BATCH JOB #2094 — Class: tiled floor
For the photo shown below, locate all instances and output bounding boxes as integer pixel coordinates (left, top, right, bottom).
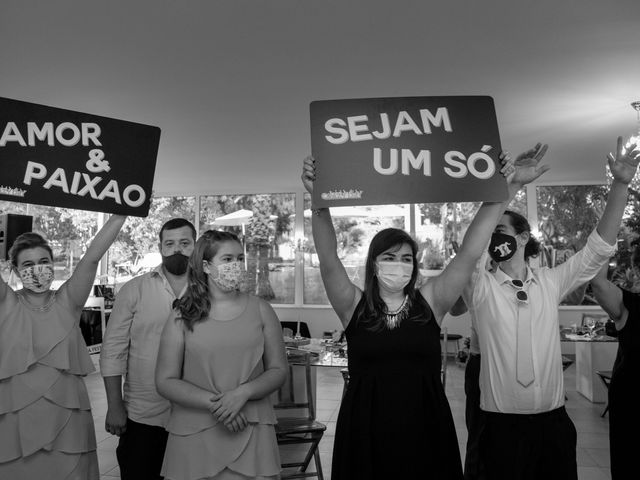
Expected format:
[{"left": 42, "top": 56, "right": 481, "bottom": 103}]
[{"left": 86, "top": 359, "right": 613, "bottom": 480}]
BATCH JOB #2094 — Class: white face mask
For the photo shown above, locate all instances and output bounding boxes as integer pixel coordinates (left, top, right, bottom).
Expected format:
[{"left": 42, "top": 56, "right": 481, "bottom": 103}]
[
  {"left": 18, "top": 264, "right": 55, "bottom": 293},
  {"left": 375, "top": 261, "right": 413, "bottom": 292},
  {"left": 210, "top": 261, "right": 247, "bottom": 292}
]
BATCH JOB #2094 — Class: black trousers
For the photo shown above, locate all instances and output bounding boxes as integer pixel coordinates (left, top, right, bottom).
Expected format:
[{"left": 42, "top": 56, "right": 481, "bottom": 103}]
[
  {"left": 480, "top": 406, "right": 577, "bottom": 480},
  {"left": 464, "top": 353, "right": 486, "bottom": 480},
  {"left": 116, "top": 418, "right": 169, "bottom": 480}
]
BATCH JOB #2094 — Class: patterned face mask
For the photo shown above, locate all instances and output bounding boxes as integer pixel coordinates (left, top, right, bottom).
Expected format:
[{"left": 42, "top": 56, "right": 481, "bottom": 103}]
[
  {"left": 18, "top": 264, "right": 55, "bottom": 293},
  {"left": 211, "top": 261, "right": 247, "bottom": 292}
]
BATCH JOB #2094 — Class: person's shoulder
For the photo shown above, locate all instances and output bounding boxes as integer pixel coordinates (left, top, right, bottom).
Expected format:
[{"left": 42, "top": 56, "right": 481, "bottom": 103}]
[
  {"left": 254, "top": 294, "right": 273, "bottom": 311},
  {"left": 121, "top": 270, "right": 158, "bottom": 291}
]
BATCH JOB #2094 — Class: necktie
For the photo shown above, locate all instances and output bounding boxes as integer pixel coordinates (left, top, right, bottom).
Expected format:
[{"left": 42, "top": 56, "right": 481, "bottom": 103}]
[{"left": 516, "top": 300, "right": 535, "bottom": 387}]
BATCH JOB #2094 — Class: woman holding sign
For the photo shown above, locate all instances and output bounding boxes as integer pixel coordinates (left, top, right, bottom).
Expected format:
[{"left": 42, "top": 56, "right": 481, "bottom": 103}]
[
  {"left": 0, "top": 214, "right": 126, "bottom": 480},
  {"left": 301, "top": 145, "right": 549, "bottom": 480}
]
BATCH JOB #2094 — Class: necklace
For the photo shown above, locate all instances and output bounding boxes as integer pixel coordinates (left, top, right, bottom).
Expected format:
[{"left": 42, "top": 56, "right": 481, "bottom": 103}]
[
  {"left": 16, "top": 290, "right": 56, "bottom": 312},
  {"left": 383, "top": 294, "right": 410, "bottom": 330}
]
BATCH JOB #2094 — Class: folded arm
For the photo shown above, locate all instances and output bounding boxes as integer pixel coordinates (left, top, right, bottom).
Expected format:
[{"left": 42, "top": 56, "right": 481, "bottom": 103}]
[{"left": 155, "top": 316, "right": 216, "bottom": 410}]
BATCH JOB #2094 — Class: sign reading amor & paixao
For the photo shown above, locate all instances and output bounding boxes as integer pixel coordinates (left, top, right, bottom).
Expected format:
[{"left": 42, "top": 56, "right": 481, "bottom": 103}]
[
  {"left": 0, "top": 97, "right": 161, "bottom": 217},
  {"left": 309, "top": 96, "right": 507, "bottom": 208}
]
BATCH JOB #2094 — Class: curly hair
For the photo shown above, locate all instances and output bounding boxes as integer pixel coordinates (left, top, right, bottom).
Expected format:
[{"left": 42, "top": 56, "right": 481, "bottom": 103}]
[
  {"left": 173, "top": 230, "right": 241, "bottom": 331},
  {"left": 503, "top": 210, "right": 541, "bottom": 260}
]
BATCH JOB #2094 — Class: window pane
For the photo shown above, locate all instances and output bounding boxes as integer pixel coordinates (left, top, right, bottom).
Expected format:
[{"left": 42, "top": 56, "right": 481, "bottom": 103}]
[
  {"left": 536, "top": 185, "right": 607, "bottom": 305},
  {"left": 200, "top": 194, "right": 295, "bottom": 304},
  {"left": 415, "top": 202, "right": 479, "bottom": 272},
  {"left": 108, "top": 196, "right": 196, "bottom": 289},
  {"left": 303, "top": 194, "right": 408, "bottom": 305},
  {"left": 0, "top": 201, "right": 99, "bottom": 288}
]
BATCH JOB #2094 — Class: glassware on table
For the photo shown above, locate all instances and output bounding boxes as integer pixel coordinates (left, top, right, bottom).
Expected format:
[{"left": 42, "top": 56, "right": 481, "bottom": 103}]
[{"left": 584, "top": 316, "right": 596, "bottom": 338}]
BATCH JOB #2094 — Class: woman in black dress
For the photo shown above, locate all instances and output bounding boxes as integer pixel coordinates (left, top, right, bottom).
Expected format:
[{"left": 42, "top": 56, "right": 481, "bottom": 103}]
[
  {"left": 301, "top": 144, "right": 549, "bottom": 479},
  {"left": 590, "top": 261, "right": 640, "bottom": 480}
]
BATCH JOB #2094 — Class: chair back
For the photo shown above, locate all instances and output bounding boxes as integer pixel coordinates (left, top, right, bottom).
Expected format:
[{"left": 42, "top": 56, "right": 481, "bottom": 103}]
[{"left": 274, "top": 350, "right": 316, "bottom": 421}]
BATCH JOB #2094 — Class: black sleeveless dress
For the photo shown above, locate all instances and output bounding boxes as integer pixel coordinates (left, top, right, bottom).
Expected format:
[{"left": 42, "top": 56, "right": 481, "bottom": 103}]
[
  {"left": 331, "top": 293, "right": 463, "bottom": 479},
  {"left": 609, "top": 289, "right": 640, "bottom": 479}
]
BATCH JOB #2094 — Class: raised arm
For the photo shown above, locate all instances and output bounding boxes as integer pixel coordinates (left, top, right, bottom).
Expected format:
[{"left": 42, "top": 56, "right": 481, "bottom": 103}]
[
  {"left": 422, "top": 144, "right": 550, "bottom": 322},
  {"left": 302, "top": 156, "right": 359, "bottom": 325},
  {"left": 591, "top": 262, "right": 626, "bottom": 324},
  {"left": 64, "top": 214, "right": 127, "bottom": 308},
  {"left": 596, "top": 137, "right": 640, "bottom": 244}
]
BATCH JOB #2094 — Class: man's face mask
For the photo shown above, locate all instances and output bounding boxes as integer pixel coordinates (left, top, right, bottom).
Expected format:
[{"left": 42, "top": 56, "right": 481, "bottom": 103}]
[
  {"left": 488, "top": 232, "right": 518, "bottom": 263},
  {"left": 18, "top": 264, "right": 55, "bottom": 293},
  {"left": 162, "top": 252, "right": 190, "bottom": 275}
]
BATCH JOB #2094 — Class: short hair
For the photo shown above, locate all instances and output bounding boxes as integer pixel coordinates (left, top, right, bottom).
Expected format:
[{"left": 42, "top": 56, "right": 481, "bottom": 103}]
[
  {"left": 159, "top": 218, "right": 196, "bottom": 243},
  {"left": 9, "top": 232, "right": 54, "bottom": 267},
  {"left": 503, "top": 210, "right": 541, "bottom": 260}
]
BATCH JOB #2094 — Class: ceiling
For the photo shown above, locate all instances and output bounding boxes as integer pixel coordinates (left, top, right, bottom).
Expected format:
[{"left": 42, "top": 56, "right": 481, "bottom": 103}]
[{"left": 1, "top": 0, "right": 639, "bottom": 195}]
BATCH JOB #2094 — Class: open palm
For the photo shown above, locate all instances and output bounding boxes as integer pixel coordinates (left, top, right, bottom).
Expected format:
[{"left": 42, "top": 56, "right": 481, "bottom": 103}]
[
  {"left": 509, "top": 143, "right": 550, "bottom": 186},
  {"left": 608, "top": 136, "right": 640, "bottom": 184}
]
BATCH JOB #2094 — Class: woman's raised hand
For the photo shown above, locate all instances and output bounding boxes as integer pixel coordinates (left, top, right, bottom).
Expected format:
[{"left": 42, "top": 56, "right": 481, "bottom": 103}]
[
  {"left": 301, "top": 155, "right": 316, "bottom": 194},
  {"left": 608, "top": 137, "right": 640, "bottom": 185}
]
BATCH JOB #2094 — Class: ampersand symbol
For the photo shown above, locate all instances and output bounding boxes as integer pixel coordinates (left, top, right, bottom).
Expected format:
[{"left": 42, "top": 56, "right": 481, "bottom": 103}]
[{"left": 86, "top": 149, "right": 111, "bottom": 173}]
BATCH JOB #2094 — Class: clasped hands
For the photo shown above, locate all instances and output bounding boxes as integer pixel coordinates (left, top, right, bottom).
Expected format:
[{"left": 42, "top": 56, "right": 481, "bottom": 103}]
[{"left": 208, "top": 385, "right": 250, "bottom": 433}]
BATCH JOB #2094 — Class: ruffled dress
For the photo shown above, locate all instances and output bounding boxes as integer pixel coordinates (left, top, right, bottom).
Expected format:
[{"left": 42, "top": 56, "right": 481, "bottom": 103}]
[
  {"left": 0, "top": 287, "right": 99, "bottom": 480},
  {"left": 161, "top": 295, "right": 281, "bottom": 480}
]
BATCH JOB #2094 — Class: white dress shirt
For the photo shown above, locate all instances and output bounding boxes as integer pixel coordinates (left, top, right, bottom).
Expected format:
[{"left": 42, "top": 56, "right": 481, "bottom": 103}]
[
  {"left": 463, "top": 230, "right": 615, "bottom": 414},
  {"left": 100, "top": 266, "right": 185, "bottom": 427}
]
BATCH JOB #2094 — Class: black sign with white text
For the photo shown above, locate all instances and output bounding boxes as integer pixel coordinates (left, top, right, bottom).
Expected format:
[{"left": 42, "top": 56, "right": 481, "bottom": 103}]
[
  {"left": 310, "top": 96, "right": 507, "bottom": 207},
  {"left": 0, "top": 97, "right": 160, "bottom": 216}
]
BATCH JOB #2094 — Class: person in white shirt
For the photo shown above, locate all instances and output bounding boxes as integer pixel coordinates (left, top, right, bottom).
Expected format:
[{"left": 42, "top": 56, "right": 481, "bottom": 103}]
[
  {"left": 463, "top": 137, "right": 640, "bottom": 480},
  {"left": 100, "top": 218, "right": 196, "bottom": 480}
]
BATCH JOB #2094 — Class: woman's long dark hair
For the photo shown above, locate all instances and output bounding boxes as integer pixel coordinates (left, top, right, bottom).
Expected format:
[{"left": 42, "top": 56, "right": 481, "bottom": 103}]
[
  {"left": 356, "top": 228, "right": 430, "bottom": 331},
  {"left": 503, "top": 210, "right": 541, "bottom": 260},
  {"left": 173, "top": 230, "right": 242, "bottom": 331}
]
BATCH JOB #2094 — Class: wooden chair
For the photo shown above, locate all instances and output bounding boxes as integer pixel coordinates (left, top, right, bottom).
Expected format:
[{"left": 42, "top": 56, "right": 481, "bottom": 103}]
[
  {"left": 440, "top": 331, "right": 463, "bottom": 359},
  {"left": 595, "top": 370, "right": 612, "bottom": 417},
  {"left": 274, "top": 351, "right": 327, "bottom": 479}
]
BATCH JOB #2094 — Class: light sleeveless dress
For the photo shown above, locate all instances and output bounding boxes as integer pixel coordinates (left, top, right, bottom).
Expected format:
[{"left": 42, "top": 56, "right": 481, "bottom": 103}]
[
  {"left": 161, "top": 295, "right": 281, "bottom": 480},
  {"left": 0, "top": 287, "right": 99, "bottom": 480}
]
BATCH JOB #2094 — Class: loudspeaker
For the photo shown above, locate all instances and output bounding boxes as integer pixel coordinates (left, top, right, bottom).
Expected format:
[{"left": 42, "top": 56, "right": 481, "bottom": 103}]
[{"left": 0, "top": 213, "right": 34, "bottom": 260}]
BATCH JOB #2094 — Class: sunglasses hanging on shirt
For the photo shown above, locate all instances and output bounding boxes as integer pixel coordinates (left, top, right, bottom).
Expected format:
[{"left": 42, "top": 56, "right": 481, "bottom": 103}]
[{"left": 509, "top": 279, "right": 529, "bottom": 304}]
